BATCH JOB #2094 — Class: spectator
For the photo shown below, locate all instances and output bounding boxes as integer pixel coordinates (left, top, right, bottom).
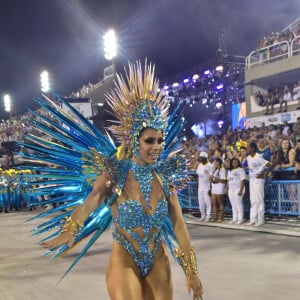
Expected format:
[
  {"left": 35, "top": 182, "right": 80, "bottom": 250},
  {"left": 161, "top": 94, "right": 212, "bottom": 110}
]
[
  {"left": 196, "top": 152, "right": 213, "bottom": 222},
  {"left": 278, "top": 85, "right": 292, "bottom": 113},
  {"left": 294, "top": 138, "right": 300, "bottom": 176},
  {"left": 273, "top": 139, "right": 295, "bottom": 177},
  {"left": 268, "top": 124, "right": 277, "bottom": 140},
  {"left": 264, "top": 92, "right": 274, "bottom": 115},
  {"left": 209, "top": 158, "right": 226, "bottom": 223},
  {"left": 255, "top": 90, "right": 266, "bottom": 106},
  {"left": 273, "top": 139, "right": 297, "bottom": 212},
  {"left": 282, "top": 121, "right": 290, "bottom": 137},
  {"left": 256, "top": 134, "right": 276, "bottom": 161},
  {"left": 246, "top": 142, "right": 273, "bottom": 226},
  {"left": 235, "top": 131, "right": 248, "bottom": 151},
  {"left": 227, "top": 158, "right": 246, "bottom": 224},
  {"left": 292, "top": 82, "right": 300, "bottom": 109},
  {"left": 239, "top": 146, "right": 248, "bottom": 169}
]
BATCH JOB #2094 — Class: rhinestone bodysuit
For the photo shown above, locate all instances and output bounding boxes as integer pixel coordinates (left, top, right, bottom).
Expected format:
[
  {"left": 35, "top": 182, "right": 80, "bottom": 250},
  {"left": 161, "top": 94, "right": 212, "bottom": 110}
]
[{"left": 112, "top": 199, "right": 168, "bottom": 277}]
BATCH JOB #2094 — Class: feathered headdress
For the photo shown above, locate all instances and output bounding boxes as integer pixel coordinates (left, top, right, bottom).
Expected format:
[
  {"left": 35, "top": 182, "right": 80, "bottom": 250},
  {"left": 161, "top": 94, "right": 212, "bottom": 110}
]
[{"left": 106, "top": 61, "right": 169, "bottom": 156}]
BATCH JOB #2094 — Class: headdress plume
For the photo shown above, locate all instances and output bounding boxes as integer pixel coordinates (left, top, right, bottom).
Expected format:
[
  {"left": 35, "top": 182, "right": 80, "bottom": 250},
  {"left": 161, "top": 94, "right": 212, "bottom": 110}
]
[{"left": 106, "top": 61, "right": 169, "bottom": 156}]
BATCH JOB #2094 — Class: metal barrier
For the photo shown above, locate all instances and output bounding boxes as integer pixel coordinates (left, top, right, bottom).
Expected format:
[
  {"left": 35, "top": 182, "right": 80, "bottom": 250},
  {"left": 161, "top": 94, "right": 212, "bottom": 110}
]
[
  {"left": 265, "top": 179, "right": 300, "bottom": 216},
  {"left": 185, "top": 171, "right": 300, "bottom": 217},
  {"left": 246, "top": 35, "right": 300, "bottom": 69}
]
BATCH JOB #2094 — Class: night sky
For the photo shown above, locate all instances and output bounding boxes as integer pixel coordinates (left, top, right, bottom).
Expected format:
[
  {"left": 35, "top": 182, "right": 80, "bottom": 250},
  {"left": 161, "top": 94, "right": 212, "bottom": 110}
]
[{"left": 0, "top": 0, "right": 300, "bottom": 119}]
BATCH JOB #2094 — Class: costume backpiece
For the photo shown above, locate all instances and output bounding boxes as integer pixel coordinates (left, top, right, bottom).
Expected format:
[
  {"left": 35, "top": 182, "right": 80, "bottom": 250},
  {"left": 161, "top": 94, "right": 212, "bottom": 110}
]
[{"left": 19, "top": 61, "right": 190, "bottom": 279}]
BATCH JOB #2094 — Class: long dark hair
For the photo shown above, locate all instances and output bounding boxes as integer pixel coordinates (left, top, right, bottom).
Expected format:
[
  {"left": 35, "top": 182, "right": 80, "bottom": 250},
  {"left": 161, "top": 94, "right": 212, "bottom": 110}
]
[
  {"left": 229, "top": 157, "right": 241, "bottom": 170},
  {"left": 275, "top": 139, "right": 292, "bottom": 164}
]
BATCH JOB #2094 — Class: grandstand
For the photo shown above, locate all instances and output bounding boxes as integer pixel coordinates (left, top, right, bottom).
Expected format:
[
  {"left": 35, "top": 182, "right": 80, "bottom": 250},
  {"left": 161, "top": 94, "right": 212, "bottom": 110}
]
[{"left": 245, "top": 17, "right": 300, "bottom": 128}]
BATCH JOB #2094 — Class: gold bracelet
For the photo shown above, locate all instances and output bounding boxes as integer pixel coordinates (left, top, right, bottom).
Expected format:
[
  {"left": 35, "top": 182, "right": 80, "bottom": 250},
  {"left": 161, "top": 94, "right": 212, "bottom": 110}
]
[
  {"left": 61, "top": 217, "right": 84, "bottom": 235},
  {"left": 174, "top": 247, "right": 198, "bottom": 276}
]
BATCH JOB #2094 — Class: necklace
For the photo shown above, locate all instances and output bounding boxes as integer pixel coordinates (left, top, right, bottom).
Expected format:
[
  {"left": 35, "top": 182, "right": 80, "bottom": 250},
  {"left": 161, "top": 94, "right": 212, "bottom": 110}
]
[{"left": 131, "top": 161, "right": 154, "bottom": 209}]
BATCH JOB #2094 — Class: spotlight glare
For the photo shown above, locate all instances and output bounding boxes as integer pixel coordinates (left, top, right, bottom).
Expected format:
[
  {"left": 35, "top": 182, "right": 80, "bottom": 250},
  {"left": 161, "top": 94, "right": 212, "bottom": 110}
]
[
  {"left": 217, "top": 120, "right": 224, "bottom": 128},
  {"left": 103, "top": 29, "right": 117, "bottom": 60},
  {"left": 216, "top": 83, "right": 224, "bottom": 90},
  {"left": 3, "top": 94, "right": 11, "bottom": 112},
  {"left": 216, "top": 65, "right": 223, "bottom": 72},
  {"left": 216, "top": 102, "right": 223, "bottom": 109},
  {"left": 40, "top": 70, "right": 50, "bottom": 92},
  {"left": 192, "top": 74, "right": 199, "bottom": 81}
]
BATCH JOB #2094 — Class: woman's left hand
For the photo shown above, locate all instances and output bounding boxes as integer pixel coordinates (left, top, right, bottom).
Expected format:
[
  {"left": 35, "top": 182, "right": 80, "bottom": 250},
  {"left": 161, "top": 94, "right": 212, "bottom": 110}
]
[{"left": 186, "top": 274, "right": 203, "bottom": 300}]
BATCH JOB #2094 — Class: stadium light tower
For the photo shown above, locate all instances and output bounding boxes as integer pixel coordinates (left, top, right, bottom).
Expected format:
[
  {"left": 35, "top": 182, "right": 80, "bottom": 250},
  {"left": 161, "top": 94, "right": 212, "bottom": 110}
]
[
  {"left": 103, "top": 29, "right": 117, "bottom": 60},
  {"left": 40, "top": 70, "right": 50, "bottom": 93},
  {"left": 3, "top": 94, "right": 11, "bottom": 113},
  {"left": 3, "top": 94, "right": 12, "bottom": 122}
]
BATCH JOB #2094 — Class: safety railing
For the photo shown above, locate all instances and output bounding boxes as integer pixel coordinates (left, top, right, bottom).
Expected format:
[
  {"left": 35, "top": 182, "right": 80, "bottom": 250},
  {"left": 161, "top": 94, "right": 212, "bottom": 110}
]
[
  {"left": 185, "top": 170, "right": 300, "bottom": 217},
  {"left": 246, "top": 36, "right": 300, "bottom": 69},
  {"left": 291, "top": 36, "right": 300, "bottom": 56}
]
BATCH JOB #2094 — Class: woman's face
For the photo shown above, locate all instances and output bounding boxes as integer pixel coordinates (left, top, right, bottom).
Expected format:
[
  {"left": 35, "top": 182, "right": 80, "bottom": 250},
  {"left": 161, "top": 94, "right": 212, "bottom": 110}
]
[
  {"left": 240, "top": 148, "right": 247, "bottom": 157},
  {"left": 136, "top": 128, "right": 164, "bottom": 165},
  {"left": 281, "top": 139, "right": 290, "bottom": 150},
  {"left": 232, "top": 159, "right": 239, "bottom": 169}
]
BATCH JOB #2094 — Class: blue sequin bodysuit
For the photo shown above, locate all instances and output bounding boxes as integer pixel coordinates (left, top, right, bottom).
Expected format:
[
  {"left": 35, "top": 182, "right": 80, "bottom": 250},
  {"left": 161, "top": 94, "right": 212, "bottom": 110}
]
[{"left": 112, "top": 199, "right": 168, "bottom": 277}]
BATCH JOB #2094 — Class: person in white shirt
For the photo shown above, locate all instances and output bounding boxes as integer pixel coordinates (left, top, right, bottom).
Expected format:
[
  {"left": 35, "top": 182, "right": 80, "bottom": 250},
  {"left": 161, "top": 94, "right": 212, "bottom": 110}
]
[
  {"left": 210, "top": 158, "right": 226, "bottom": 222},
  {"left": 227, "top": 158, "right": 246, "bottom": 224},
  {"left": 196, "top": 151, "right": 213, "bottom": 221},
  {"left": 246, "top": 142, "right": 273, "bottom": 226},
  {"left": 268, "top": 124, "right": 277, "bottom": 140},
  {"left": 278, "top": 85, "right": 292, "bottom": 113},
  {"left": 282, "top": 121, "right": 290, "bottom": 137}
]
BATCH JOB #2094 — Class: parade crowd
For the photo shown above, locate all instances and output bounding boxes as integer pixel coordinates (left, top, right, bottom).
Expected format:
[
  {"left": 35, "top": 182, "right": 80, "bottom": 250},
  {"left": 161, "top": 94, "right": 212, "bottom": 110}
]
[
  {"left": 1, "top": 116, "right": 300, "bottom": 226},
  {"left": 184, "top": 118, "right": 300, "bottom": 226}
]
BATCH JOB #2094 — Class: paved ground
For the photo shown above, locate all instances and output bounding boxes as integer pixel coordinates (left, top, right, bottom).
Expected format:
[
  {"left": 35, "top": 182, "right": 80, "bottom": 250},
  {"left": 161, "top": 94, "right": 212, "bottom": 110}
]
[
  {"left": 1, "top": 210, "right": 300, "bottom": 300},
  {"left": 186, "top": 214, "right": 300, "bottom": 238}
]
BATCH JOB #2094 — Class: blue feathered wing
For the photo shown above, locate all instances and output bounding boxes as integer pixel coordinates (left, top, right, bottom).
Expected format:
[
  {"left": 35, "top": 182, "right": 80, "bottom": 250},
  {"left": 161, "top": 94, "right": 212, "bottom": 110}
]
[{"left": 19, "top": 94, "right": 189, "bottom": 278}]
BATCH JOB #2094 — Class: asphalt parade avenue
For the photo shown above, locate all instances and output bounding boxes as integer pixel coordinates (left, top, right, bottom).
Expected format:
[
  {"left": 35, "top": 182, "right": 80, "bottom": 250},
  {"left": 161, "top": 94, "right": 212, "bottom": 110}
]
[{"left": 1, "top": 210, "right": 300, "bottom": 300}]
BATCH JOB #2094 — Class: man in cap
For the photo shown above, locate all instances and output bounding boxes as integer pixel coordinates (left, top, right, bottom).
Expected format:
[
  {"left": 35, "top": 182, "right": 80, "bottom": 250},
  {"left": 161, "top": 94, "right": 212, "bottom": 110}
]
[{"left": 196, "top": 151, "right": 213, "bottom": 221}]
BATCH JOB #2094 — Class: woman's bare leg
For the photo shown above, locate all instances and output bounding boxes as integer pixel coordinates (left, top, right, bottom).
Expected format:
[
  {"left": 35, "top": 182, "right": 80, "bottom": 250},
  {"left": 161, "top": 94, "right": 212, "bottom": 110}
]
[
  {"left": 106, "top": 243, "right": 143, "bottom": 300},
  {"left": 143, "top": 248, "right": 173, "bottom": 300}
]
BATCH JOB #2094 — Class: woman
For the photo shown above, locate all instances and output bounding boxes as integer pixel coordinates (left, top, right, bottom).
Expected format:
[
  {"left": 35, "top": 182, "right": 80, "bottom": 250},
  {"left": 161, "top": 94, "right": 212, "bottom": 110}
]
[
  {"left": 273, "top": 139, "right": 295, "bottom": 175},
  {"left": 239, "top": 146, "right": 248, "bottom": 169},
  {"left": 209, "top": 158, "right": 226, "bottom": 222},
  {"left": 38, "top": 62, "right": 203, "bottom": 300},
  {"left": 272, "top": 139, "right": 296, "bottom": 212},
  {"left": 227, "top": 158, "right": 246, "bottom": 224}
]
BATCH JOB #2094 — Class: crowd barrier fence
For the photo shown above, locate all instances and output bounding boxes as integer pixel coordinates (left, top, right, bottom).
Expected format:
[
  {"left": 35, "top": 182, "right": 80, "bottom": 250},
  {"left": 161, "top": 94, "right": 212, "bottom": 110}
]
[{"left": 184, "top": 170, "right": 300, "bottom": 218}]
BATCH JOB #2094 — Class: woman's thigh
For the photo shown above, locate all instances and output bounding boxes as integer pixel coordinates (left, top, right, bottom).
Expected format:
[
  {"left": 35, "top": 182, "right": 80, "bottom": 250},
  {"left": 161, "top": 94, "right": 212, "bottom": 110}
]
[
  {"left": 143, "top": 249, "right": 173, "bottom": 300},
  {"left": 106, "top": 243, "right": 143, "bottom": 300}
]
